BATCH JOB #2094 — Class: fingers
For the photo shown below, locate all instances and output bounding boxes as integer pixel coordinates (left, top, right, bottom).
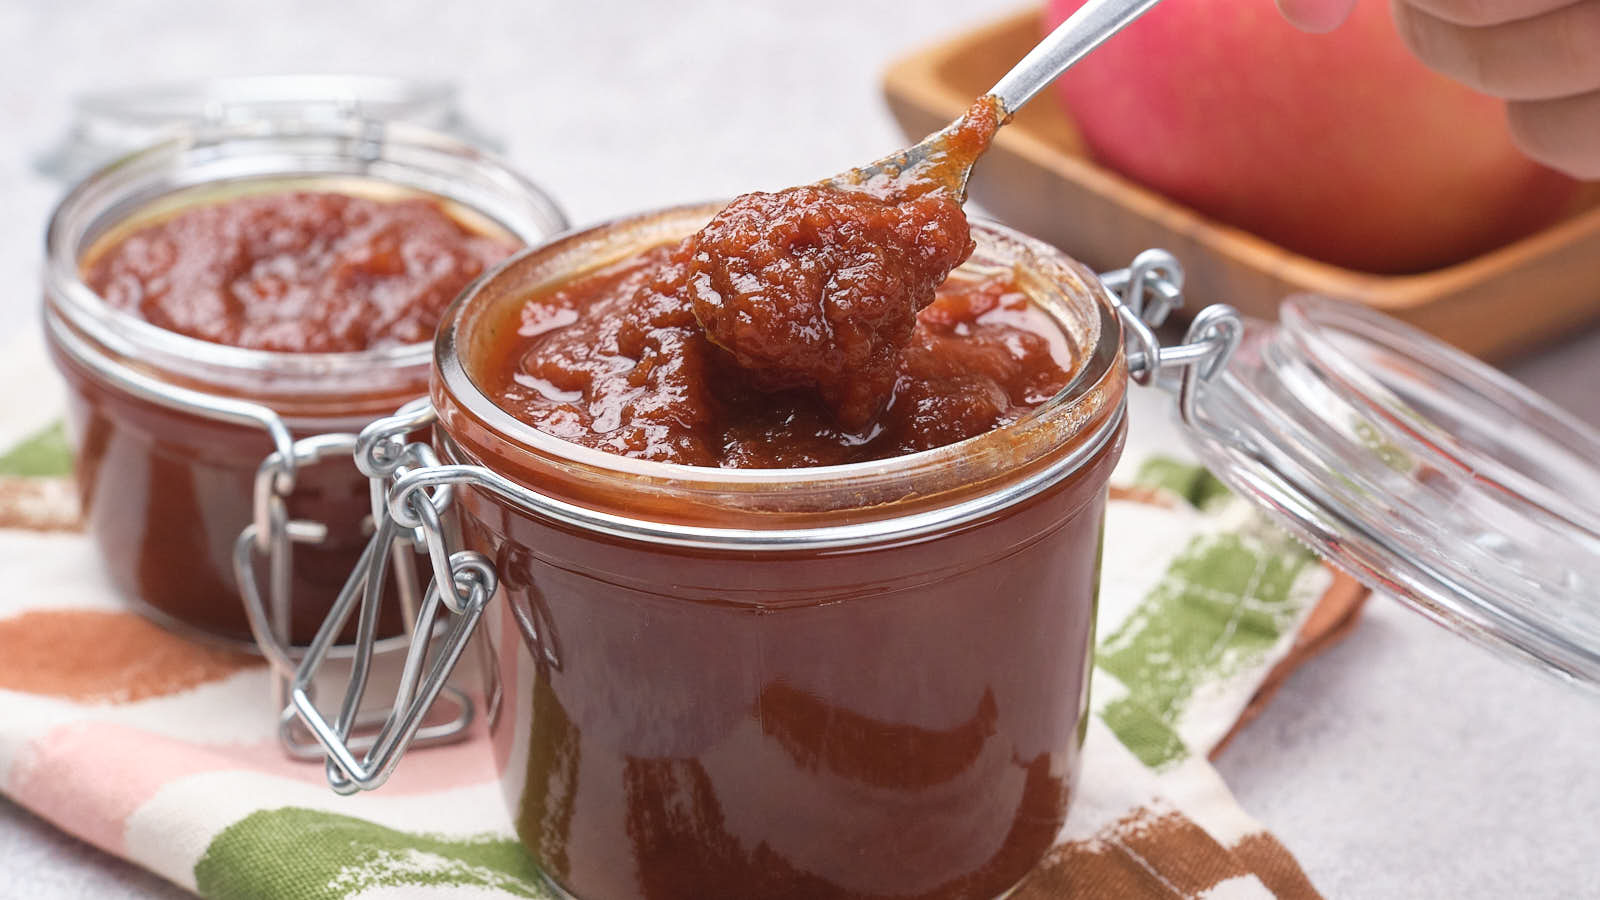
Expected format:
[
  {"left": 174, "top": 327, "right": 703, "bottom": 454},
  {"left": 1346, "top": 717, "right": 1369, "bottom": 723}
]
[
  {"left": 1393, "top": 0, "right": 1600, "bottom": 177},
  {"left": 1392, "top": 1, "right": 1600, "bottom": 100},
  {"left": 1508, "top": 90, "right": 1600, "bottom": 177},
  {"left": 1277, "top": 0, "right": 1360, "bottom": 31},
  {"left": 1400, "top": 0, "right": 1576, "bottom": 26}
]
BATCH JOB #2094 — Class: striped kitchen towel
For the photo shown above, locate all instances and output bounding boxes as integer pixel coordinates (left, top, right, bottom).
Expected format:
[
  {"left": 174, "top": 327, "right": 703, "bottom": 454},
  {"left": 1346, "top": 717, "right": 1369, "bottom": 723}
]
[{"left": 0, "top": 335, "right": 1363, "bottom": 899}]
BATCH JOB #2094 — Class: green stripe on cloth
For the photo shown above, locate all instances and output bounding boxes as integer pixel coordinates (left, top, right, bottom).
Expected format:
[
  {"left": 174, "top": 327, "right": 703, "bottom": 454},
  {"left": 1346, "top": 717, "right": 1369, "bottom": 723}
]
[
  {"left": 195, "top": 808, "right": 552, "bottom": 899},
  {"left": 1132, "top": 456, "right": 1232, "bottom": 511},
  {"left": 1099, "top": 697, "right": 1187, "bottom": 770},
  {"left": 0, "top": 421, "right": 72, "bottom": 477},
  {"left": 1099, "top": 459, "right": 1317, "bottom": 769}
]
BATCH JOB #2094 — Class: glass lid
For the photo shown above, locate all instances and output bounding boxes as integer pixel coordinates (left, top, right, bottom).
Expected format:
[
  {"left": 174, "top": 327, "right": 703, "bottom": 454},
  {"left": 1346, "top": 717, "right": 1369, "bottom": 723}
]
[
  {"left": 1181, "top": 295, "right": 1600, "bottom": 689},
  {"left": 35, "top": 75, "right": 498, "bottom": 183}
]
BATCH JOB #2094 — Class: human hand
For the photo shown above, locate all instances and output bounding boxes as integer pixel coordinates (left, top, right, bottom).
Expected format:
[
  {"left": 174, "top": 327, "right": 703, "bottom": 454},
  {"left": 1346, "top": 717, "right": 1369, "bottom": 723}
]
[{"left": 1277, "top": 0, "right": 1600, "bottom": 178}]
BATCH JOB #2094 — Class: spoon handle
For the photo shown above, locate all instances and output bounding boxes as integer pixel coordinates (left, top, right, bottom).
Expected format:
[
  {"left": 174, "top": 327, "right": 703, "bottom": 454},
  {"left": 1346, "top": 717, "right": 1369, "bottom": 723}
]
[{"left": 988, "top": 0, "right": 1164, "bottom": 114}]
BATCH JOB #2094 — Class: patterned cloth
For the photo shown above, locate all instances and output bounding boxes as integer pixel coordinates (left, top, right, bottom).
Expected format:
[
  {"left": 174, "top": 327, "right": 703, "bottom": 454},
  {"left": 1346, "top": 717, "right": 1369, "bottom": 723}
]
[{"left": 0, "top": 334, "right": 1359, "bottom": 899}]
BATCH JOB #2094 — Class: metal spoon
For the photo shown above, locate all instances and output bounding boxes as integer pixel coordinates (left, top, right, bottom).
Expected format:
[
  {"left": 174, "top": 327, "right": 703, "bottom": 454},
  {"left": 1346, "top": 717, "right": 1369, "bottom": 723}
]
[{"left": 826, "top": 0, "right": 1163, "bottom": 199}]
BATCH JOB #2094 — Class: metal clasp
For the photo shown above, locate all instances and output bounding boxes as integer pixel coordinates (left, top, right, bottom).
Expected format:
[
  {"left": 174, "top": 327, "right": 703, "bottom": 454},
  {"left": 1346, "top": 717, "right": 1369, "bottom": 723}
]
[
  {"left": 259, "top": 403, "right": 501, "bottom": 792},
  {"left": 1098, "top": 249, "right": 1243, "bottom": 424},
  {"left": 234, "top": 399, "right": 482, "bottom": 762}
]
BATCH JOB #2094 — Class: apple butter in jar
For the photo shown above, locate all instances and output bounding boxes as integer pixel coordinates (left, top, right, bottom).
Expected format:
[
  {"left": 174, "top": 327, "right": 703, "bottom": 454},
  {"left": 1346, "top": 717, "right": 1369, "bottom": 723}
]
[
  {"left": 42, "top": 121, "right": 566, "bottom": 646},
  {"left": 425, "top": 196, "right": 1128, "bottom": 899}
]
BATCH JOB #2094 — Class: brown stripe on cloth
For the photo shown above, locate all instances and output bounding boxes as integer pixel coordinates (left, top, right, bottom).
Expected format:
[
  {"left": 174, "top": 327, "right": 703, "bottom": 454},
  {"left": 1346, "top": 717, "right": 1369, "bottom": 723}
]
[
  {"left": 1232, "top": 832, "right": 1326, "bottom": 899},
  {"left": 1013, "top": 807, "right": 1323, "bottom": 899},
  {"left": 0, "top": 610, "right": 258, "bottom": 703}
]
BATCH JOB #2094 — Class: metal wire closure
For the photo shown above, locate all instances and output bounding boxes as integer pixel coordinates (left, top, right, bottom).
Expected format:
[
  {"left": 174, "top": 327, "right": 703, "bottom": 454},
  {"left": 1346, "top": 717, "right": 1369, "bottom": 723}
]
[
  {"left": 232, "top": 398, "right": 484, "bottom": 762},
  {"left": 1099, "top": 249, "right": 1242, "bottom": 419},
  {"left": 285, "top": 250, "right": 1243, "bottom": 792},
  {"left": 254, "top": 403, "right": 496, "bottom": 792}
]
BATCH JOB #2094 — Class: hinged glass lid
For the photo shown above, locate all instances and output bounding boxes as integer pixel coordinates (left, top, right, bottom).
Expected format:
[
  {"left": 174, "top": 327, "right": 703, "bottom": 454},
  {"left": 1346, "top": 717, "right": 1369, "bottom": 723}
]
[{"left": 1180, "top": 295, "right": 1600, "bottom": 689}]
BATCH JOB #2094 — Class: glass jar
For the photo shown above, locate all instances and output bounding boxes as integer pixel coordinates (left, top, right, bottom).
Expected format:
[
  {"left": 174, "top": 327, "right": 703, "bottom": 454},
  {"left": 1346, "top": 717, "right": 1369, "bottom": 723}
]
[
  {"left": 435, "top": 205, "right": 1124, "bottom": 899},
  {"left": 42, "top": 120, "right": 568, "bottom": 649}
]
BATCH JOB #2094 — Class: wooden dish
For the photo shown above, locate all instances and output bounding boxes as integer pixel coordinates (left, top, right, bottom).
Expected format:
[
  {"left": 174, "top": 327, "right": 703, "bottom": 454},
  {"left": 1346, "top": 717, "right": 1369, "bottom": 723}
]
[{"left": 883, "top": 8, "right": 1600, "bottom": 359}]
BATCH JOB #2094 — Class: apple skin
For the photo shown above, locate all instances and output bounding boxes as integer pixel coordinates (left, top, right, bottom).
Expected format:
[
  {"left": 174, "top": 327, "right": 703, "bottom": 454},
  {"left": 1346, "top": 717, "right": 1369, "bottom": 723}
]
[{"left": 1045, "top": 0, "right": 1579, "bottom": 274}]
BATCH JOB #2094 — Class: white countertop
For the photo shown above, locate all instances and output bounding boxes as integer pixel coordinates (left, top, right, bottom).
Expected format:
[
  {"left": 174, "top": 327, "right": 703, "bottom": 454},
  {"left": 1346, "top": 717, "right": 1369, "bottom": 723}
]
[{"left": 2, "top": 1, "right": 1598, "bottom": 896}]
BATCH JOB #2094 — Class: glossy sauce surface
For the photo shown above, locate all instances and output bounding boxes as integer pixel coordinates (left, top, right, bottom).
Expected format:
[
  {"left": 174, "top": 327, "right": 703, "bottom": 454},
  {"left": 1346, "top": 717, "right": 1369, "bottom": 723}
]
[
  {"left": 486, "top": 251, "right": 1074, "bottom": 468},
  {"left": 83, "top": 191, "right": 514, "bottom": 353}
]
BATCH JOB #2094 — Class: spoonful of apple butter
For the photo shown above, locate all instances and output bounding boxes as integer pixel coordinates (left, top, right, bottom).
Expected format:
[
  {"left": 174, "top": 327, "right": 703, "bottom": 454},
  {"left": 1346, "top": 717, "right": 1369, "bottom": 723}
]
[{"left": 684, "top": 1, "right": 1165, "bottom": 429}]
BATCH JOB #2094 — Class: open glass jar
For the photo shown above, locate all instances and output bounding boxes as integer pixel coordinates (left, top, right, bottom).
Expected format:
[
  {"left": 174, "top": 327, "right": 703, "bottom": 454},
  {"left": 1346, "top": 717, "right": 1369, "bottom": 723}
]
[
  {"left": 449, "top": 207, "right": 1123, "bottom": 899},
  {"left": 277, "top": 203, "right": 1600, "bottom": 900},
  {"left": 42, "top": 119, "right": 567, "bottom": 649},
  {"left": 276, "top": 206, "right": 1126, "bottom": 899}
]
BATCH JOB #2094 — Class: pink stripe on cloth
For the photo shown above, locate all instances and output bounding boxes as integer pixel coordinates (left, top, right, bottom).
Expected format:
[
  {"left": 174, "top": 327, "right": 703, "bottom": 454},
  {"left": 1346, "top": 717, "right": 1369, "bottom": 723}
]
[
  {"left": 7, "top": 714, "right": 501, "bottom": 857},
  {"left": 8, "top": 722, "right": 230, "bottom": 857}
]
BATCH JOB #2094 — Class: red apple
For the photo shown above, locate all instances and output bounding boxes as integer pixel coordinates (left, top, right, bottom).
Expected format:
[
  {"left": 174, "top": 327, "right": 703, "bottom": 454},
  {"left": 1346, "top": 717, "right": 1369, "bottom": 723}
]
[{"left": 1045, "top": 0, "right": 1579, "bottom": 273}]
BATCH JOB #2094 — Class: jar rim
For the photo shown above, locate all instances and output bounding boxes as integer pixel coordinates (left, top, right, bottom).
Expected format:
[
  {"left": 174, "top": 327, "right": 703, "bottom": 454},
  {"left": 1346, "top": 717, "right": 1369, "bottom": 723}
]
[
  {"left": 43, "top": 118, "right": 568, "bottom": 396},
  {"left": 431, "top": 202, "right": 1128, "bottom": 532}
]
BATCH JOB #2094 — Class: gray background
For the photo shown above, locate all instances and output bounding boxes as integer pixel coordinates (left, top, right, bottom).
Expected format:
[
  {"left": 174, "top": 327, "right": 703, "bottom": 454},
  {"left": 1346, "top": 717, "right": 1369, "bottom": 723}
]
[{"left": 3, "top": 0, "right": 1599, "bottom": 897}]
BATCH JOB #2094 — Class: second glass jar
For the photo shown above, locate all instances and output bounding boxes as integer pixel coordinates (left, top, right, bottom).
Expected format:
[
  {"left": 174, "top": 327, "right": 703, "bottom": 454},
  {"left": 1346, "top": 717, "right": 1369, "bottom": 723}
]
[{"left": 42, "top": 120, "right": 567, "bottom": 647}]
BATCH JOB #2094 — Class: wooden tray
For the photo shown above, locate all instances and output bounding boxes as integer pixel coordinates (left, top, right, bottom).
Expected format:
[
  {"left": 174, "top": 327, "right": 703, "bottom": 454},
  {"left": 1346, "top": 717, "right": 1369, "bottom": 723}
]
[{"left": 883, "top": 8, "right": 1600, "bottom": 359}]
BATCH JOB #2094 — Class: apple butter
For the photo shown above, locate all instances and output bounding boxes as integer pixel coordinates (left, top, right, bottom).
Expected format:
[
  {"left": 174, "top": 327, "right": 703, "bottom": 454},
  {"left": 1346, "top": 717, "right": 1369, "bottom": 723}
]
[
  {"left": 683, "top": 186, "right": 972, "bottom": 428},
  {"left": 84, "top": 191, "right": 513, "bottom": 353},
  {"left": 484, "top": 244, "right": 1073, "bottom": 468}
]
